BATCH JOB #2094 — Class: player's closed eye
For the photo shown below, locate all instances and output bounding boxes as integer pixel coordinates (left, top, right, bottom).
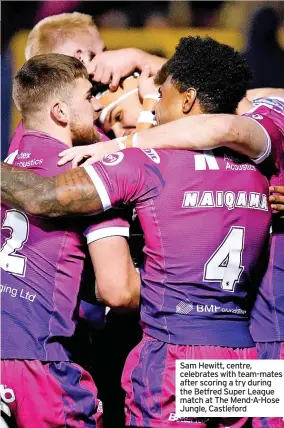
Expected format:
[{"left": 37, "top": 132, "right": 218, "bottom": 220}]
[{"left": 115, "top": 111, "right": 123, "bottom": 123}]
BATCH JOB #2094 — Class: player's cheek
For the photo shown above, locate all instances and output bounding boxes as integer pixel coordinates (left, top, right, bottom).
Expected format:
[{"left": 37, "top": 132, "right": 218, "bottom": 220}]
[
  {"left": 154, "top": 103, "right": 161, "bottom": 124},
  {"left": 112, "top": 122, "right": 124, "bottom": 138}
]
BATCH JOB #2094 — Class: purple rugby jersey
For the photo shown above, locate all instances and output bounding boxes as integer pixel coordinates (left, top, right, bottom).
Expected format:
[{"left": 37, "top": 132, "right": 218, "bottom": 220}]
[
  {"left": 244, "top": 98, "right": 284, "bottom": 342},
  {"left": 1, "top": 131, "right": 129, "bottom": 361},
  {"left": 6, "top": 120, "right": 109, "bottom": 160},
  {"left": 84, "top": 137, "right": 273, "bottom": 348}
]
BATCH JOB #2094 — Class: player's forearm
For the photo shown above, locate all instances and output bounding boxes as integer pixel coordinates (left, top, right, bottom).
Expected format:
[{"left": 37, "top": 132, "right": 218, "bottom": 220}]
[
  {"left": 96, "top": 270, "right": 140, "bottom": 310},
  {"left": 1, "top": 162, "right": 103, "bottom": 217},
  {"left": 134, "top": 114, "right": 266, "bottom": 159},
  {"left": 133, "top": 114, "right": 229, "bottom": 150},
  {"left": 127, "top": 263, "right": 141, "bottom": 309}
]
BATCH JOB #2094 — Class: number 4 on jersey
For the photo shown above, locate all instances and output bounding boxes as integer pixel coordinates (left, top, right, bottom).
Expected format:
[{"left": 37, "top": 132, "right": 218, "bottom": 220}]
[
  {"left": 203, "top": 226, "right": 245, "bottom": 292},
  {"left": 0, "top": 210, "right": 29, "bottom": 276}
]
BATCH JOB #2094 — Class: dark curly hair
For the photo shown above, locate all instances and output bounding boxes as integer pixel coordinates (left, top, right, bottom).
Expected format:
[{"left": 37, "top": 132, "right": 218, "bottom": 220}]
[
  {"left": 154, "top": 59, "right": 171, "bottom": 86},
  {"left": 168, "top": 36, "right": 252, "bottom": 114}
]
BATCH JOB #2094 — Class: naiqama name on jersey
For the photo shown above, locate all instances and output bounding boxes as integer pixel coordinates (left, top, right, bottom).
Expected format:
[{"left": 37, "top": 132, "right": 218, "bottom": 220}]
[{"left": 182, "top": 190, "right": 268, "bottom": 211}]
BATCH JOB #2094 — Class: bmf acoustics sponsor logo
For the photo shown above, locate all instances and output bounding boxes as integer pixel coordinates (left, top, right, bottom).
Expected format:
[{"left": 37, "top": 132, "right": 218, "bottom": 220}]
[
  {"left": 175, "top": 302, "right": 246, "bottom": 315},
  {"left": 176, "top": 300, "right": 193, "bottom": 314},
  {"left": 102, "top": 152, "right": 124, "bottom": 166}
]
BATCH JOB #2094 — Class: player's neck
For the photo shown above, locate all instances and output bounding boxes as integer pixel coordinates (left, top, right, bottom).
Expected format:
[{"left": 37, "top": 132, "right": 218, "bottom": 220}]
[
  {"left": 185, "top": 100, "right": 203, "bottom": 117},
  {"left": 23, "top": 119, "right": 72, "bottom": 148}
]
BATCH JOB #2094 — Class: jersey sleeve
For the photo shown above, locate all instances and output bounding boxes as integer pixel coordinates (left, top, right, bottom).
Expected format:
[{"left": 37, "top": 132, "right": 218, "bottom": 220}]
[
  {"left": 83, "top": 148, "right": 165, "bottom": 210},
  {"left": 83, "top": 209, "right": 130, "bottom": 244},
  {"left": 243, "top": 109, "right": 283, "bottom": 165}
]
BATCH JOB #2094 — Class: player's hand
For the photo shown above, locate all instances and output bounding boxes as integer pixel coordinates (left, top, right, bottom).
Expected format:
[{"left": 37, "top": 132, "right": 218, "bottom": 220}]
[
  {"left": 138, "top": 66, "right": 159, "bottom": 100},
  {"left": 87, "top": 48, "right": 151, "bottom": 91},
  {"left": 58, "top": 140, "right": 120, "bottom": 168},
  {"left": 269, "top": 186, "right": 284, "bottom": 217}
]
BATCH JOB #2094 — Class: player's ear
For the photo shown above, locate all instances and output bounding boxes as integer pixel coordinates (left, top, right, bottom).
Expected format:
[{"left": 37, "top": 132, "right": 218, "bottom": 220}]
[
  {"left": 182, "top": 88, "right": 197, "bottom": 114},
  {"left": 74, "top": 49, "right": 91, "bottom": 67},
  {"left": 51, "top": 101, "right": 69, "bottom": 126},
  {"left": 74, "top": 49, "right": 85, "bottom": 65}
]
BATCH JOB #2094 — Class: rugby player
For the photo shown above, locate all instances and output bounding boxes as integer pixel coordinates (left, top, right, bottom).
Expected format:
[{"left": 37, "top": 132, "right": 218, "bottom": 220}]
[
  {"left": 64, "top": 51, "right": 284, "bottom": 428},
  {"left": 25, "top": 12, "right": 165, "bottom": 90},
  {"left": 68, "top": 55, "right": 284, "bottom": 369},
  {"left": 91, "top": 70, "right": 158, "bottom": 140},
  {"left": 1, "top": 54, "right": 140, "bottom": 427},
  {"left": 8, "top": 11, "right": 165, "bottom": 156},
  {"left": 1, "top": 36, "right": 273, "bottom": 428}
]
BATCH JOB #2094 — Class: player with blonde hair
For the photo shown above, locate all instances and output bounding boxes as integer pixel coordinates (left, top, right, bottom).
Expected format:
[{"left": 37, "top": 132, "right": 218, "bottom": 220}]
[
  {"left": 25, "top": 12, "right": 105, "bottom": 65},
  {"left": 8, "top": 11, "right": 165, "bottom": 156}
]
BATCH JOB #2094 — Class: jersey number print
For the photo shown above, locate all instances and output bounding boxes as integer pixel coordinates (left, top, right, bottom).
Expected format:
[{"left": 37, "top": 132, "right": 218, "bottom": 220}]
[{"left": 0, "top": 210, "right": 29, "bottom": 276}]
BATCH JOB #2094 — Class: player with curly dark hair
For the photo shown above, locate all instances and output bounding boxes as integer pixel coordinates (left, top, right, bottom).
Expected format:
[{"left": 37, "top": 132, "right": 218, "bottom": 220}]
[
  {"left": 170, "top": 36, "right": 251, "bottom": 113},
  {"left": 155, "top": 36, "right": 252, "bottom": 126}
]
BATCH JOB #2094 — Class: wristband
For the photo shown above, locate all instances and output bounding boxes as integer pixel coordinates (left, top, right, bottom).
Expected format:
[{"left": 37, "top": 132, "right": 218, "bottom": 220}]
[
  {"left": 143, "top": 93, "right": 160, "bottom": 101},
  {"left": 125, "top": 133, "right": 139, "bottom": 149},
  {"left": 125, "top": 135, "right": 133, "bottom": 148},
  {"left": 137, "top": 111, "right": 156, "bottom": 125}
]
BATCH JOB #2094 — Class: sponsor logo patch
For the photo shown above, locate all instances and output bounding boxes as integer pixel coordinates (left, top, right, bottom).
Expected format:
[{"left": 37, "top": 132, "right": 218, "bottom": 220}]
[{"left": 102, "top": 152, "right": 124, "bottom": 166}]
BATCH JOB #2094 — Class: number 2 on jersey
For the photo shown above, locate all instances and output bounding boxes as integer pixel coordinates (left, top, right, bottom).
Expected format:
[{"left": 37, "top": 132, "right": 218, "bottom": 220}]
[
  {"left": 0, "top": 210, "right": 29, "bottom": 276},
  {"left": 203, "top": 226, "right": 245, "bottom": 292}
]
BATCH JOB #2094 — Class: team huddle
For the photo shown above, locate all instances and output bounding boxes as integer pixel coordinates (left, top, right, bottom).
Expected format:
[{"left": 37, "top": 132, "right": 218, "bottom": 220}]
[{"left": 1, "top": 11, "right": 284, "bottom": 428}]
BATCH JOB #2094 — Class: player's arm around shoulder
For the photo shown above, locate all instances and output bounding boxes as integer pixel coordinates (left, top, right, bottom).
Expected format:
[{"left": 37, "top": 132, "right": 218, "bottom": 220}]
[
  {"left": 1, "top": 162, "right": 104, "bottom": 217},
  {"left": 123, "top": 113, "right": 269, "bottom": 162},
  {"left": 223, "top": 114, "right": 272, "bottom": 161},
  {"left": 85, "top": 147, "right": 164, "bottom": 206}
]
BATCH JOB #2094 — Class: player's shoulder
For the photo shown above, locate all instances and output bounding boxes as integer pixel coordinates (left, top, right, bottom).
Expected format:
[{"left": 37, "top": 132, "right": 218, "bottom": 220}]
[
  {"left": 243, "top": 99, "right": 284, "bottom": 138},
  {"left": 101, "top": 148, "right": 163, "bottom": 167},
  {"left": 13, "top": 132, "right": 71, "bottom": 176},
  {"left": 249, "top": 97, "right": 284, "bottom": 119},
  {"left": 252, "top": 97, "right": 284, "bottom": 111}
]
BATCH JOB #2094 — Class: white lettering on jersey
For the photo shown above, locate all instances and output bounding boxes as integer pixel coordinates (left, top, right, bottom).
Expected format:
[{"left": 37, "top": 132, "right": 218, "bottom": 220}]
[
  {"left": 194, "top": 151, "right": 219, "bottom": 170},
  {"left": 141, "top": 149, "right": 160, "bottom": 164},
  {"left": 4, "top": 150, "right": 18, "bottom": 165},
  {"left": 199, "top": 191, "right": 215, "bottom": 208},
  {"left": 0, "top": 210, "right": 29, "bottom": 276},
  {"left": 182, "top": 191, "right": 268, "bottom": 211},
  {"left": 182, "top": 192, "right": 199, "bottom": 208},
  {"left": 224, "top": 191, "right": 235, "bottom": 210},
  {"left": 235, "top": 191, "right": 247, "bottom": 208}
]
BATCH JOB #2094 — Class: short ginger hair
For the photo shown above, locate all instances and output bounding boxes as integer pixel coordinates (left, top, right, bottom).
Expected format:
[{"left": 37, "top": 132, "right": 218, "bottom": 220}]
[
  {"left": 13, "top": 53, "right": 88, "bottom": 118},
  {"left": 25, "top": 12, "right": 97, "bottom": 60}
]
